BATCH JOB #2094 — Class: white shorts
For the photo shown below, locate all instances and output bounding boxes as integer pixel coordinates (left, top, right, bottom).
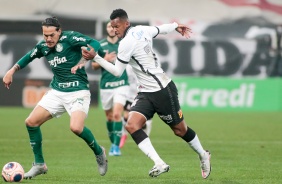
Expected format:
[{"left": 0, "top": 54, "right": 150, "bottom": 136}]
[
  {"left": 100, "top": 86, "right": 129, "bottom": 110},
  {"left": 37, "top": 89, "right": 90, "bottom": 118}
]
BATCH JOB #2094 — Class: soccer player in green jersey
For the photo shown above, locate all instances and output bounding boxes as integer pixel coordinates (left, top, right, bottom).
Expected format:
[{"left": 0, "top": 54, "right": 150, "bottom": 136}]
[
  {"left": 92, "top": 21, "right": 129, "bottom": 156},
  {"left": 2, "top": 17, "right": 108, "bottom": 179}
]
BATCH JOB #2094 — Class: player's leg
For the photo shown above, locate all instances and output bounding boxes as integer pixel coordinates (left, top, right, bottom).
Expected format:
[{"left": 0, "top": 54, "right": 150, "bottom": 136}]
[
  {"left": 126, "top": 112, "right": 169, "bottom": 177},
  {"left": 111, "top": 102, "right": 124, "bottom": 155},
  {"left": 170, "top": 121, "right": 211, "bottom": 179},
  {"left": 24, "top": 89, "right": 64, "bottom": 179},
  {"left": 104, "top": 109, "right": 115, "bottom": 155},
  {"left": 111, "top": 86, "right": 128, "bottom": 155},
  {"left": 68, "top": 90, "right": 107, "bottom": 176},
  {"left": 100, "top": 89, "right": 115, "bottom": 155},
  {"left": 142, "top": 119, "right": 152, "bottom": 136},
  {"left": 119, "top": 100, "right": 131, "bottom": 148},
  {"left": 159, "top": 81, "right": 211, "bottom": 179},
  {"left": 128, "top": 93, "right": 169, "bottom": 177}
]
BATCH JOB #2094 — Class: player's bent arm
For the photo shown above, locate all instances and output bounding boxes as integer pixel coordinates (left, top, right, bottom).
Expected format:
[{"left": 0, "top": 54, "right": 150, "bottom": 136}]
[
  {"left": 94, "top": 55, "right": 126, "bottom": 77},
  {"left": 5, "top": 53, "right": 33, "bottom": 75},
  {"left": 3, "top": 53, "right": 33, "bottom": 88}
]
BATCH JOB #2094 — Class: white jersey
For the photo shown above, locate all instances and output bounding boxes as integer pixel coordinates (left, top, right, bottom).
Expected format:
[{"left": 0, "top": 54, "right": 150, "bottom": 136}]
[{"left": 117, "top": 24, "right": 177, "bottom": 92}]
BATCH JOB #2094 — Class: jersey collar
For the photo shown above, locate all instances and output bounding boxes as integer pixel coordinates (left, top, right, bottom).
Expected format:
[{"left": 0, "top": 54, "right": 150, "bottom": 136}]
[{"left": 123, "top": 26, "right": 132, "bottom": 38}]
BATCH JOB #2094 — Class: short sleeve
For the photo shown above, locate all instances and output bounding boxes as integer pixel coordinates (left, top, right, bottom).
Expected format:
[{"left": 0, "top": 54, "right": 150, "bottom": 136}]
[
  {"left": 144, "top": 26, "right": 159, "bottom": 38},
  {"left": 117, "top": 37, "right": 136, "bottom": 63}
]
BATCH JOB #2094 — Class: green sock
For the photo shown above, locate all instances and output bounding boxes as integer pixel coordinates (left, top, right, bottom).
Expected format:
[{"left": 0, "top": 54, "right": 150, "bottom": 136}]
[
  {"left": 113, "top": 121, "right": 122, "bottom": 146},
  {"left": 106, "top": 121, "right": 114, "bottom": 144},
  {"left": 26, "top": 126, "right": 44, "bottom": 163},
  {"left": 78, "top": 127, "right": 102, "bottom": 155}
]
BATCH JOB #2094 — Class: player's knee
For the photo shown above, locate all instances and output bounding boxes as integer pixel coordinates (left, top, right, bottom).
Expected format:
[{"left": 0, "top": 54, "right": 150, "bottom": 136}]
[
  {"left": 173, "top": 130, "right": 182, "bottom": 137},
  {"left": 113, "top": 113, "right": 122, "bottom": 122},
  {"left": 25, "top": 117, "right": 39, "bottom": 127},
  {"left": 125, "top": 121, "right": 143, "bottom": 134},
  {"left": 125, "top": 122, "right": 134, "bottom": 133},
  {"left": 106, "top": 114, "right": 113, "bottom": 121},
  {"left": 172, "top": 128, "right": 186, "bottom": 137},
  {"left": 70, "top": 125, "right": 82, "bottom": 135}
]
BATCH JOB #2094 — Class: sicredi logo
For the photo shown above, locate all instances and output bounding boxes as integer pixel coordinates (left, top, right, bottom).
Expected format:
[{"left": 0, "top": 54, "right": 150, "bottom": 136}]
[{"left": 177, "top": 83, "right": 255, "bottom": 108}]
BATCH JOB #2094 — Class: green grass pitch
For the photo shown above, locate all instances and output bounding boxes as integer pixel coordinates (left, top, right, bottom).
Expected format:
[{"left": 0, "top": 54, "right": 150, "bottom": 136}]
[{"left": 0, "top": 107, "right": 282, "bottom": 183}]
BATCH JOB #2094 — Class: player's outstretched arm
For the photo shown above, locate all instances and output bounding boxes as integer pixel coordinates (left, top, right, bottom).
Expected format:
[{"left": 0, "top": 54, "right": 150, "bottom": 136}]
[
  {"left": 3, "top": 64, "right": 19, "bottom": 89},
  {"left": 157, "top": 22, "right": 192, "bottom": 39},
  {"left": 175, "top": 24, "right": 192, "bottom": 39}
]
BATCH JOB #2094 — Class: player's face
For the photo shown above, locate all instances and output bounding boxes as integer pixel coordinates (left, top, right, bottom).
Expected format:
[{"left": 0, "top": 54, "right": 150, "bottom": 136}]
[
  {"left": 42, "top": 26, "right": 61, "bottom": 48},
  {"left": 106, "top": 22, "right": 116, "bottom": 38},
  {"left": 110, "top": 18, "right": 130, "bottom": 38}
]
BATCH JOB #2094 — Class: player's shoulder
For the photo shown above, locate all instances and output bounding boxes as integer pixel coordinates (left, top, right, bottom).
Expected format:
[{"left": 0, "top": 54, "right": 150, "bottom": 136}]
[
  {"left": 34, "top": 39, "right": 47, "bottom": 50},
  {"left": 99, "top": 38, "right": 108, "bottom": 45},
  {"left": 62, "top": 30, "right": 79, "bottom": 36},
  {"left": 61, "top": 30, "right": 87, "bottom": 39},
  {"left": 126, "top": 26, "right": 152, "bottom": 41}
]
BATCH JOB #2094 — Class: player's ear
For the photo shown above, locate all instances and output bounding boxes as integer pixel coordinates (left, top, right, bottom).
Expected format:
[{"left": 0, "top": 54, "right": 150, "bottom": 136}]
[{"left": 125, "top": 21, "right": 130, "bottom": 27}]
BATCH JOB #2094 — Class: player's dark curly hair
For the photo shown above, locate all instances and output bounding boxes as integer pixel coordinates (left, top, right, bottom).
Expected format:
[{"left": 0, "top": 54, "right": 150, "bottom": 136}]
[
  {"left": 110, "top": 9, "right": 128, "bottom": 20},
  {"left": 42, "top": 16, "right": 61, "bottom": 31}
]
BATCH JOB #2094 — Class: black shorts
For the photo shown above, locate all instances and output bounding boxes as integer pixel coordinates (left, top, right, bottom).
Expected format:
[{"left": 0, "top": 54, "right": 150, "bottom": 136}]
[
  {"left": 124, "top": 100, "right": 132, "bottom": 111},
  {"left": 130, "top": 81, "right": 184, "bottom": 126}
]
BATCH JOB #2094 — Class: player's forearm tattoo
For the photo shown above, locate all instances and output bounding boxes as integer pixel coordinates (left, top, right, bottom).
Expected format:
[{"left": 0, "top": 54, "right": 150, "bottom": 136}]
[{"left": 12, "top": 64, "right": 20, "bottom": 71}]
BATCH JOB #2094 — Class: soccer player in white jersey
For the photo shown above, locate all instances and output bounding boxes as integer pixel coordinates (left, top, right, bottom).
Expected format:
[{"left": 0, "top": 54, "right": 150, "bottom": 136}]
[{"left": 72, "top": 9, "right": 211, "bottom": 179}]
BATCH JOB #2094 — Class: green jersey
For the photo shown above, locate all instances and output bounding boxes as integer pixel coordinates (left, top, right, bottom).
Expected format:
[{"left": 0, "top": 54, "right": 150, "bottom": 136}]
[
  {"left": 17, "top": 31, "right": 102, "bottom": 92},
  {"left": 99, "top": 38, "right": 129, "bottom": 89}
]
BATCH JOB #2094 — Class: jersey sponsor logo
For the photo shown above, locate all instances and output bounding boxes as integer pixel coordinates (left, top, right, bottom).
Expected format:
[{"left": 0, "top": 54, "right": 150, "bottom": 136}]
[
  {"left": 159, "top": 114, "right": 173, "bottom": 123},
  {"left": 58, "top": 81, "right": 79, "bottom": 88},
  {"left": 132, "top": 30, "right": 144, "bottom": 40},
  {"left": 48, "top": 56, "right": 67, "bottom": 67},
  {"left": 55, "top": 43, "right": 63, "bottom": 52},
  {"left": 101, "top": 42, "right": 108, "bottom": 46},
  {"left": 72, "top": 36, "right": 86, "bottom": 42},
  {"left": 105, "top": 80, "right": 125, "bottom": 88},
  {"left": 30, "top": 48, "right": 38, "bottom": 57}
]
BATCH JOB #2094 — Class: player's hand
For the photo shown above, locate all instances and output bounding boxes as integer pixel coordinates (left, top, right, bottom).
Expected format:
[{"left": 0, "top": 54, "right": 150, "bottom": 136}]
[
  {"left": 82, "top": 44, "right": 97, "bottom": 60},
  {"left": 175, "top": 24, "right": 192, "bottom": 39},
  {"left": 3, "top": 71, "right": 13, "bottom": 89},
  {"left": 71, "top": 58, "right": 87, "bottom": 74}
]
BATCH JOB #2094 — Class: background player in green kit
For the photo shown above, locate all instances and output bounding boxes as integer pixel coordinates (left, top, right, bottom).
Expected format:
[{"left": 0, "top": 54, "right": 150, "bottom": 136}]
[
  {"left": 2, "top": 17, "right": 108, "bottom": 179},
  {"left": 92, "top": 21, "right": 129, "bottom": 156}
]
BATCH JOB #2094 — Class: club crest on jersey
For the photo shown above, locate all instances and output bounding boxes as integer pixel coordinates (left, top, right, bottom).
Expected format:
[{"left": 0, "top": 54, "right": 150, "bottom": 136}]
[
  {"left": 178, "top": 110, "right": 183, "bottom": 118},
  {"left": 55, "top": 43, "right": 63, "bottom": 52}
]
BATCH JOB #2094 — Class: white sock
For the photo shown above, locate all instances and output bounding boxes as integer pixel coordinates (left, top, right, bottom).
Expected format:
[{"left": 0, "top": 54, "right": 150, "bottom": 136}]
[
  {"left": 144, "top": 119, "right": 152, "bottom": 136},
  {"left": 121, "top": 117, "right": 128, "bottom": 136},
  {"left": 188, "top": 135, "right": 206, "bottom": 157},
  {"left": 138, "top": 137, "right": 164, "bottom": 165}
]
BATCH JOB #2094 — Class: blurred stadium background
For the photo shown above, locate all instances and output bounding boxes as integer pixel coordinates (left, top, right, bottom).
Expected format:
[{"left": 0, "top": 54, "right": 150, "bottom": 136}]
[
  {"left": 0, "top": 0, "right": 282, "bottom": 110},
  {"left": 0, "top": 0, "right": 282, "bottom": 183}
]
